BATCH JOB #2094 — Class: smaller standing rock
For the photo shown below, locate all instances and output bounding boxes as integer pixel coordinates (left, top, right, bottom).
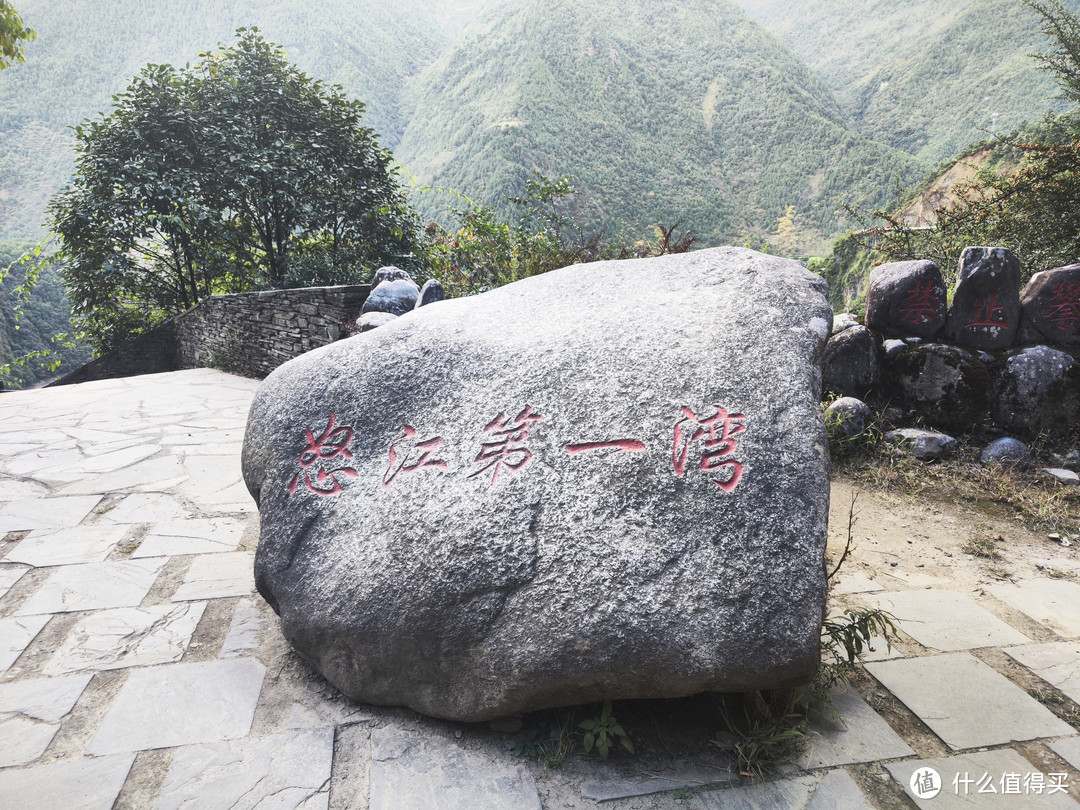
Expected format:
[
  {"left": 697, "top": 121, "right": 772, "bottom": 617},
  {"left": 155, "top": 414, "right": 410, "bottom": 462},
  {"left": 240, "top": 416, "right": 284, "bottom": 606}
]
[
  {"left": 944, "top": 247, "right": 1021, "bottom": 351},
  {"left": 885, "top": 428, "right": 958, "bottom": 461},
  {"left": 822, "top": 325, "right": 880, "bottom": 398},
  {"left": 358, "top": 312, "right": 399, "bottom": 332},
  {"left": 865, "top": 260, "right": 947, "bottom": 338},
  {"left": 980, "top": 438, "right": 1029, "bottom": 465},
  {"left": 1042, "top": 468, "right": 1080, "bottom": 487},
  {"left": 370, "top": 266, "right": 413, "bottom": 291},
  {"left": 415, "top": 279, "right": 445, "bottom": 308},
  {"left": 362, "top": 278, "right": 420, "bottom": 317},
  {"left": 1019, "top": 263, "right": 1080, "bottom": 350},
  {"left": 824, "top": 397, "right": 873, "bottom": 442}
]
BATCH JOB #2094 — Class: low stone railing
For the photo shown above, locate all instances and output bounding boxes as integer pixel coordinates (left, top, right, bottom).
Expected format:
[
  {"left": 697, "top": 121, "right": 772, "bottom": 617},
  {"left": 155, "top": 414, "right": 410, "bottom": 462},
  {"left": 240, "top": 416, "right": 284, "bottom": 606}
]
[{"left": 50, "top": 284, "right": 370, "bottom": 386}]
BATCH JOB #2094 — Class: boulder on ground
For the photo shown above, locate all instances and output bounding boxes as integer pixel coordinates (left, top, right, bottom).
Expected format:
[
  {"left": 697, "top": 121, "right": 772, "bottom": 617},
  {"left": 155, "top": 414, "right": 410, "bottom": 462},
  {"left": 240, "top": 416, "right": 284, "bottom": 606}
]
[
  {"left": 416, "top": 279, "right": 445, "bottom": 308},
  {"left": 943, "top": 247, "right": 1021, "bottom": 351},
  {"left": 831, "top": 313, "right": 859, "bottom": 335},
  {"left": 824, "top": 397, "right": 872, "bottom": 442},
  {"left": 362, "top": 278, "right": 420, "bottom": 317},
  {"left": 991, "top": 345, "right": 1080, "bottom": 439},
  {"left": 1042, "top": 468, "right": 1080, "bottom": 487},
  {"left": 822, "top": 325, "right": 880, "bottom": 399},
  {"left": 865, "top": 260, "right": 947, "bottom": 339},
  {"left": 980, "top": 438, "right": 1029, "bottom": 465},
  {"left": 1018, "top": 264, "right": 1080, "bottom": 350},
  {"left": 888, "top": 344, "right": 990, "bottom": 434},
  {"left": 885, "top": 428, "right": 958, "bottom": 461},
  {"left": 242, "top": 247, "right": 833, "bottom": 722}
]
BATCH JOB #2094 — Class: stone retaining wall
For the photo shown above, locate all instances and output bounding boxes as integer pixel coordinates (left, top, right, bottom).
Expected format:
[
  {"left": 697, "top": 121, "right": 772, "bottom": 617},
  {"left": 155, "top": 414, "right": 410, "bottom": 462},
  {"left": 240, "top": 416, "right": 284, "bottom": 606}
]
[{"left": 51, "top": 284, "right": 370, "bottom": 386}]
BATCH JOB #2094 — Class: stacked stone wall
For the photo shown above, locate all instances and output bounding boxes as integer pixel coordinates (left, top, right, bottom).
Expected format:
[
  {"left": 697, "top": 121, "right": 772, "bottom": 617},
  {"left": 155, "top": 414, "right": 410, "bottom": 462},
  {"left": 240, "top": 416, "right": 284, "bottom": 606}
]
[
  {"left": 50, "top": 319, "right": 180, "bottom": 386},
  {"left": 50, "top": 284, "right": 370, "bottom": 386},
  {"left": 174, "top": 285, "right": 369, "bottom": 379}
]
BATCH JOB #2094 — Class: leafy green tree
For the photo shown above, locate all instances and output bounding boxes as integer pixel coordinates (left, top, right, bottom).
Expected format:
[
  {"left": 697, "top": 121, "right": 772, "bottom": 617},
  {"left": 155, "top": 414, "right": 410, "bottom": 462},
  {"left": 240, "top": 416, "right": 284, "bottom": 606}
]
[
  {"left": 48, "top": 28, "right": 420, "bottom": 354},
  {"left": 0, "top": 240, "right": 89, "bottom": 389},
  {"left": 190, "top": 32, "right": 419, "bottom": 289},
  {"left": 0, "top": 0, "right": 34, "bottom": 69}
]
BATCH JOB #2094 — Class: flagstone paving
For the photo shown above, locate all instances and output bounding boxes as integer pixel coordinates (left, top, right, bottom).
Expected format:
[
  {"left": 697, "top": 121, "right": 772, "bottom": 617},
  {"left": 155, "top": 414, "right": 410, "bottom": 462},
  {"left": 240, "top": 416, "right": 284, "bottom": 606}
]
[{"left": 0, "top": 369, "right": 1076, "bottom": 808}]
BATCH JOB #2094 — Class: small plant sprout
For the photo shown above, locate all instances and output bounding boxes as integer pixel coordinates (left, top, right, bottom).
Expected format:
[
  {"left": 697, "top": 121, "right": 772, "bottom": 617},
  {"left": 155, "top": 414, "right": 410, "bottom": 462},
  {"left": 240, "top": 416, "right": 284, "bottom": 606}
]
[{"left": 579, "top": 700, "right": 634, "bottom": 758}]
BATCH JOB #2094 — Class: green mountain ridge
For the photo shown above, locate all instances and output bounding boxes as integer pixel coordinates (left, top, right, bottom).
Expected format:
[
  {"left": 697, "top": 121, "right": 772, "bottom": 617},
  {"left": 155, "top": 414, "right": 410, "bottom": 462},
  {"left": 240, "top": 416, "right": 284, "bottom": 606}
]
[
  {"left": 735, "top": 0, "right": 1080, "bottom": 164},
  {"left": 396, "top": 0, "right": 925, "bottom": 246},
  {"left": 0, "top": 0, "right": 452, "bottom": 238},
  {"left": 0, "top": 0, "right": 1073, "bottom": 248}
]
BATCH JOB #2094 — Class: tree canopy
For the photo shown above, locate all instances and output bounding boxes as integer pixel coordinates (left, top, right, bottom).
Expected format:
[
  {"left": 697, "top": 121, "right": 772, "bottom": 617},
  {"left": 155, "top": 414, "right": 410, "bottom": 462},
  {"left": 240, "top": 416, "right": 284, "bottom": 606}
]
[
  {"left": 48, "top": 28, "right": 421, "bottom": 354},
  {"left": 0, "top": 0, "right": 33, "bottom": 69}
]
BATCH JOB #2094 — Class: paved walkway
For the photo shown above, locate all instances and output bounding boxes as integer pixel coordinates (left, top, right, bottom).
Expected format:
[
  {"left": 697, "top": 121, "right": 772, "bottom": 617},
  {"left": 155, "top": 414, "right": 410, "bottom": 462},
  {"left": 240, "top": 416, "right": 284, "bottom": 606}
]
[{"left": 0, "top": 369, "right": 1078, "bottom": 809}]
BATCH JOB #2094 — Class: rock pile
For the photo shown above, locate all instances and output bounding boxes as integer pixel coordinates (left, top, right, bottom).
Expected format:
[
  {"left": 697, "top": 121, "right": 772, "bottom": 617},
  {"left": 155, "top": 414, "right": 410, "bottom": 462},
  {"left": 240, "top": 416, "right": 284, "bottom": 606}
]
[
  {"left": 343, "top": 267, "right": 445, "bottom": 335},
  {"left": 824, "top": 248, "right": 1080, "bottom": 445}
]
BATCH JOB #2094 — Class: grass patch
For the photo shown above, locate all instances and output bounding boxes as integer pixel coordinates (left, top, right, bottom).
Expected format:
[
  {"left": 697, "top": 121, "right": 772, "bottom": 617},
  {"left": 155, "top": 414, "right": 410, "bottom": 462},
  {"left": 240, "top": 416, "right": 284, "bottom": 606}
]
[
  {"left": 964, "top": 535, "right": 1003, "bottom": 560},
  {"left": 1029, "top": 688, "right": 1080, "bottom": 728}
]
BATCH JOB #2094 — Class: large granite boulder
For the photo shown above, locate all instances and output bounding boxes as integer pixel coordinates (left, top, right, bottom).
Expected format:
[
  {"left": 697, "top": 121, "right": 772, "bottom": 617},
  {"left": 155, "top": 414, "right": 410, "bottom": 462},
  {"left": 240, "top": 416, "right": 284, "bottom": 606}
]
[
  {"left": 991, "top": 345, "right": 1080, "bottom": 439},
  {"left": 242, "top": 247, "right": 833, "bottom": 722},
  {"left": 1019, "top": 264, "right": 1080, "bottom": 350},
  {"left": 888, "top": 343, "right": 991, "bottom": 433},
  {"left": 865, "top": 260, "right": 947, "bottom": 339},
  {"left": 821, "top": 325, "right": 880, "bottom": 399},
  {"left": 943, "top": 247, "right": 1021, "bottom": 351}
]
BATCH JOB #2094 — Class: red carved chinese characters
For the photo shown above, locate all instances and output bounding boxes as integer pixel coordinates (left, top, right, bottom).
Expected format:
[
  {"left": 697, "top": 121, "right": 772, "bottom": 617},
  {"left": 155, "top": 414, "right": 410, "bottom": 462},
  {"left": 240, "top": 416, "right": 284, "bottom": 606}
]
[
  {"left": 965, "top": 291, "right": 1008, "bottom": 329},
  {"left": 289, "top": 412, "right": 359, "bottom": 496},
  {"left": 898, "top": 280, "right": 940, "bottom": 325},
  {"left": 382, "top": 425, "right": 448, "bottom": 489},
  {"left": 1046, "top": 281, "right": 1080, "bottom": 331},
  {"left": 564, "top": 439, "right": 646, "bottom": 454},
  {"left": 672, "top": 406, "right": 746, "bottom": 493},
  {"left": 469, "top": 406, "right": 543, "bottom": 487}
]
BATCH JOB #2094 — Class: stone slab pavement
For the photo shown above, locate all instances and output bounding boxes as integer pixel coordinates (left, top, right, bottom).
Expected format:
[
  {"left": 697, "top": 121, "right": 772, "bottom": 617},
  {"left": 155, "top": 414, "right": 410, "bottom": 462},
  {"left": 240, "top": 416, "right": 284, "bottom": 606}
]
[{"left": 0, "top": 369, "right": 1076, "bottom": 808}]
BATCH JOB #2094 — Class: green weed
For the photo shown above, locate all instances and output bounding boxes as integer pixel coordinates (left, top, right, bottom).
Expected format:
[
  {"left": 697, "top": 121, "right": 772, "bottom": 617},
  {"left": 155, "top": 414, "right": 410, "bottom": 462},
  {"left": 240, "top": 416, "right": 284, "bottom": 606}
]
[{"left": 579, "top": 700, "right": 634, "bottom": 758}]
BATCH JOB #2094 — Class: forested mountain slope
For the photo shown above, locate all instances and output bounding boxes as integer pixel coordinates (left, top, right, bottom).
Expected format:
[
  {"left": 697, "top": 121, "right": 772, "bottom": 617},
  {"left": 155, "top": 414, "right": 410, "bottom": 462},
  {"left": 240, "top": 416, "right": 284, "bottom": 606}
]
[
  {"left": 395, "top": 0, "right": 924, "bottom": 246},
  {"left": 0, "top": 0, "right": 451, "bottom": 238},
  {"left": 0, "top": 0, "right": 1071, "bottom": 247},
  {"left": 735, "top": 0, "right": 1080, "bottom": 164}
]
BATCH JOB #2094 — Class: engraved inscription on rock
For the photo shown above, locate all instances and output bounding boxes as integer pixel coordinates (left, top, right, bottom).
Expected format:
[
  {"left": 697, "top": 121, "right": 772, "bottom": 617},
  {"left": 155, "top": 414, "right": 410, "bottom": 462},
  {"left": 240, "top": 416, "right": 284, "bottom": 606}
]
[{"left": 243, "top": 247, "right": 834, "bottom": 721}]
